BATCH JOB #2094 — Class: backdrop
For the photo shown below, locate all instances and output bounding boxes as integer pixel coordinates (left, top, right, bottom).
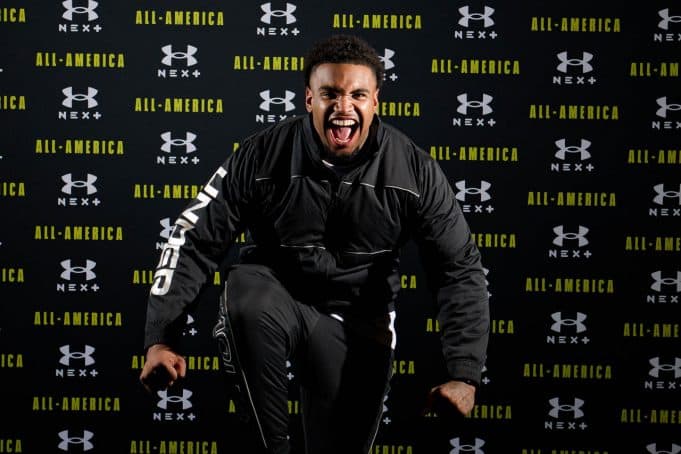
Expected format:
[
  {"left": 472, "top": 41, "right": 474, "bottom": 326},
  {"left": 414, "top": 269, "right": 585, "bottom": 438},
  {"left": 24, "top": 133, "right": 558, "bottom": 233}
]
[{"left": 1, "top": 1, "right": 679, "bottom": 453}]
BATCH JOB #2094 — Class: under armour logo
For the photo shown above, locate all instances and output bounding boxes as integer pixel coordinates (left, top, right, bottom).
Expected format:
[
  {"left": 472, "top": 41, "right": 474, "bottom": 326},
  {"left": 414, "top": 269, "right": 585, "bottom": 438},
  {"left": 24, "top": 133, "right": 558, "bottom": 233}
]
[
  {"left": 650, "top": 271, "right": 681, "bottom": 292},
  {"left": 380, "top": 48, "right": 396, "bottom": 71},
  {"left": 60, "top": 259, "right": 97, "bottom": 281},
  {"left": 652, "top": 183, "right": 681, "bottom": 205},
  {"left": 456, "top": 93, "right": 493, "bottom": 115},
  {"left": 61, "top": 173, "right": 98, "bottom": 195},
  {"left": 656, "top": 97, "right": 681, "bottom": 118},
  {"left": 62, "top": 87, "right": 98, "bottom": 109},
  {"left": 259, "top": 90, "right": 296, "bottom": 112},
  {"left": 550, "top": 312, "right": 587, "bottom": 334},
  {"left": 159, "top": 218, "right": 173, "bottom": 240},
  {"left": 553, "top": 225, "right": 589, "bottom": 247},
  {"left": 658, "top": 8, "right": 681, "bottom": 30},
  {"left": 649, "top": 357, "right": 681, "bottom": 379},
  {"left": 157, "top": 389, "right": 193, "bottom": 410},
  {"left": 554, "top": 139, "right": 592, "bottom": 161},
  {"left": 62, "top": 0, "right": 99, "bottom": 21},
  {"left": 548, "top": 397, "right": 585, "bottom": 419},
  {"left": 455, "top": 180, "right": 492, "bottom": 202},
  {"left": 647, "top": 442, "right": 681, "bottom": 454},
  {"left": 161, "top": 45, "right": 198, "bottom": 67},
  {"left": 450, "top": 437, "right": 485, "bottom": 454},
  {"left": 58, "top": 430, "right": 94, "bottom": 451},
  {"left": 59, "top": 345, "right": 96, "bottom": 367},
  {"left": 160, "top": 132, "right": 197, "bottom": 153},
  {"left": 458, "top": 6, "right": 495, "bottom": 28},
  {"left": 260, "top": 2, "right": 297, "bottom": 25},
  {"left": 556, "top": 51, "right": 594, "bottom": 74}
]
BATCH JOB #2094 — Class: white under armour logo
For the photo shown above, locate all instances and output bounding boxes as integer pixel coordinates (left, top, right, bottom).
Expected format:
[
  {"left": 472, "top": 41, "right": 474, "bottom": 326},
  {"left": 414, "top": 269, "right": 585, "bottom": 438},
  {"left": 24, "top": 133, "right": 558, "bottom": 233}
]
[
  {"left": 60, "top": 259, "right": 97, "bottom": 281},
  {"left": 649, "top": 357, "right": 681, "bottom": 378},
  {"left": 450, "top": 437, "right": 485, "bottom": 454},
  {"left": 548, "top": 397, "right": 585, "bottom": 419},
  {"left": 159, "top": 218, "right": 174, "bottom": 240},
  {"left": 58, "top": 430, "right": 94, "bottom": 451},
  {"left": 455, "top": 180, "right": 492, "bottom": 202},
  {"left": 647, "top": 442, "right": 681, "bottom": 454},
  {"left": 62, "top": 87, "right": 98, "bottom": 109},
  {"left": 658, "top": 8, "right": 681, "bottom": 30},
  {"left": 380, "top": 48, "right": 396, "bottom": 71},
  {"left": 652, "top": 183, "right": 681, "bottom": 205},
  {"left": 157, "top": 389, "right": 193, "bottom": 410},
  {"left": 59, "top": 345, "right": 96, "bottom": 366},
  {"left": 259, "top": 90, "right": 296, "bottom": 112},
  {"left": 456, "top": 93, "right": 493, "bottom": 115},
  {"left": 650, "top": 271, "right": 681, "bottom": 292},
  {"left": 554, "top": 139, "right": 592, "bottom": 161},
  {"left": 61, "top": 173, "right": 98, "bottom": 195},
  {"left": 656, "top": 97, "right": 681, "bottom": 118},
  {"left": 556, "top": 51, "right": 594, "bottom": 74},
  {"left": 161, "top": 45, "right": 198, "bottom": 67},
  {"left": 458, "top": 6, "right": 494, "bottom": 28},
  {"left": 62, "top": 0, "right": 98, "bottom": 21},
  {"left": 260, "top": 2, "right": 297, "bottom": 25},
  {"left": 553, "top": 225, "right": 589, "bottom": 247},
  {"left": 550, "top": 312, "right": 587, "bottom": 334},
  {"left": 160, "top": 132, "right": 197, "bottom": 153}
]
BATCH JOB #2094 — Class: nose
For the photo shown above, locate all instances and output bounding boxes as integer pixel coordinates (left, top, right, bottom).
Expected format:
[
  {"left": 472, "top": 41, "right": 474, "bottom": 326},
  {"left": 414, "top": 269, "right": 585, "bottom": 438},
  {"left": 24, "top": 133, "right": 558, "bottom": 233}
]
[{"left": 335, "top": 94, "right": 353, "bottom": 113}]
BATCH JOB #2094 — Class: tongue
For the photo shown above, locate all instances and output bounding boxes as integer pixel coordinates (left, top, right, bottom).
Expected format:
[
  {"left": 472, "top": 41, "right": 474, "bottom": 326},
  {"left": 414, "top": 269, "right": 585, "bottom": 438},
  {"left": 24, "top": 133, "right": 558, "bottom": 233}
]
[{"left": 332, "top": 126, "right": 352, "bottom": 142}]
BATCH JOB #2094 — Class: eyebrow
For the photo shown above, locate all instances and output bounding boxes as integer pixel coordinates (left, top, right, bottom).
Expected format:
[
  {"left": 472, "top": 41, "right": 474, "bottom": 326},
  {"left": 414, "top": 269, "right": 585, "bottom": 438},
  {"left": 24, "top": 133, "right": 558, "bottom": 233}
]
[{"left": 318, "top": 85, "right": 370, "bottom": 95}]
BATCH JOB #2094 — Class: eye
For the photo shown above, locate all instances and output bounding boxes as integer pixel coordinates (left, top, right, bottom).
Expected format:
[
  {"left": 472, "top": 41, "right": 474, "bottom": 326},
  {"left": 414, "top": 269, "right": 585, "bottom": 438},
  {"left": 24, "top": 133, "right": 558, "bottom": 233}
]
[{"left": 321, "top": 91, "right": 336, "bottom": 100}]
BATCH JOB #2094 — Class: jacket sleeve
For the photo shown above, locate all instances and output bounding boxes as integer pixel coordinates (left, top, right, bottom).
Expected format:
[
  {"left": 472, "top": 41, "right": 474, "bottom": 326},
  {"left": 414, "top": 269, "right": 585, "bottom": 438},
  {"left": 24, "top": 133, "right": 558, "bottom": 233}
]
[
  {"left": 143, "top": 143, "right": 255, "bottom": 350},
  {"left": 413, "top": 157, "right": 490, "bottom": 385}
]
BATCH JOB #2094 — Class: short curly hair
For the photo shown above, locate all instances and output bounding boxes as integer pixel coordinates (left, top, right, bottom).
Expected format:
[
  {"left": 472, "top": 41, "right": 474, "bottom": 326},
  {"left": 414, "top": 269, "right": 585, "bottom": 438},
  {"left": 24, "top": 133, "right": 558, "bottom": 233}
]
[{"left": 304, "top": 34, "right": 384, "bottom": 89}]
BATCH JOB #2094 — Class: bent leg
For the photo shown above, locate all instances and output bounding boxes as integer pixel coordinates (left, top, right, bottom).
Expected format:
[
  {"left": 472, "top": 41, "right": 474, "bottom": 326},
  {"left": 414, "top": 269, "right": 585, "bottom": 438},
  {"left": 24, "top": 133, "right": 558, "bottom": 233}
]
[{"left": 224, "top": 264, "right": 318, "bottom": 454}]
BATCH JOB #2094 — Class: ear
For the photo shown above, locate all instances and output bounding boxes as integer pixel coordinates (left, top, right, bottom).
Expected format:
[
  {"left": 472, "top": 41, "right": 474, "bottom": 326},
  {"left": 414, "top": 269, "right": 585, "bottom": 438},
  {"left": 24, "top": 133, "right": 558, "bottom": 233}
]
[
  {"left": 372, "top": 89, "right": 380, "bottom": 112},
  {"left": 305, "top": 86, "right": 313, "bottom": 112}
]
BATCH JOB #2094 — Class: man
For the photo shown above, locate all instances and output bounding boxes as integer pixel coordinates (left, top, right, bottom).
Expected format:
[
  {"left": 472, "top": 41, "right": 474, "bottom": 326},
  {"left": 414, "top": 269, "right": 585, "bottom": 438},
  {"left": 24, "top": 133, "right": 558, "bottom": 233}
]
[{"left": 140, "top": 35, "right": 489, "bottom": 454}]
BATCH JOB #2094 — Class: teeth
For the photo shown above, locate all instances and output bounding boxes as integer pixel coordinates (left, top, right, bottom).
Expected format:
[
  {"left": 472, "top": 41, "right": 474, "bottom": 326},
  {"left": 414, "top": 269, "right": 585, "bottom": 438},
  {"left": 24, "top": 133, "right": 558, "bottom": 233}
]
[{"left": 330, "top": 119, "right": 356, "bottom": 127}]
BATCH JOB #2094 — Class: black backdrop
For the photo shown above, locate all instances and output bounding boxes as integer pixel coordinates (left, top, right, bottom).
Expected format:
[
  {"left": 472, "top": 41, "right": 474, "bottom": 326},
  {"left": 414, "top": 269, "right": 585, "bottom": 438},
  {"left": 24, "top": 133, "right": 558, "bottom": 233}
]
[{"left": 1, "top": 1, "right": 679, "bottom": 453}]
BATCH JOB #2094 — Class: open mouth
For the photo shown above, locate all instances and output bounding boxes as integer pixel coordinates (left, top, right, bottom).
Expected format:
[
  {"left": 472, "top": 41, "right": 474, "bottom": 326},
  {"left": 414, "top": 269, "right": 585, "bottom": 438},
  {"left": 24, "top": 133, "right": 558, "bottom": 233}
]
[{"left": 326, "top": 118, "right": 359, "bottom": 146}]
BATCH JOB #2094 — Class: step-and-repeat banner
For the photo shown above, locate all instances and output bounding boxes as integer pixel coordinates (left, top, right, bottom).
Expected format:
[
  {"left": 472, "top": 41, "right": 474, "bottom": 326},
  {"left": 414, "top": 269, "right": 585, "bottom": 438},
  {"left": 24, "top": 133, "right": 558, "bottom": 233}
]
[{"left": 1, "top": 2, "right": 679, "bottom": 453}]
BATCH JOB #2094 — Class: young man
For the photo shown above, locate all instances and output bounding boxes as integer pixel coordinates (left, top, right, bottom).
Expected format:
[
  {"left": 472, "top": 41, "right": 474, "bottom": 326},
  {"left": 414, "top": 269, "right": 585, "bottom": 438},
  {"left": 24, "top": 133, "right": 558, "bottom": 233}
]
[{"left": 140, "top": 35, "right": 489, "bottom": 454}]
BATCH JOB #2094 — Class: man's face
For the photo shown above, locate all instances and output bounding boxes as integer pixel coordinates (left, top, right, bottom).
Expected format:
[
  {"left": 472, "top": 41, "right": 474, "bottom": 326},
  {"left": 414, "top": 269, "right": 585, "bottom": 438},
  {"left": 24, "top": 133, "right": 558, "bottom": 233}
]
[{"left": 305, "top": 63, "right": 379, "bottom": 159}]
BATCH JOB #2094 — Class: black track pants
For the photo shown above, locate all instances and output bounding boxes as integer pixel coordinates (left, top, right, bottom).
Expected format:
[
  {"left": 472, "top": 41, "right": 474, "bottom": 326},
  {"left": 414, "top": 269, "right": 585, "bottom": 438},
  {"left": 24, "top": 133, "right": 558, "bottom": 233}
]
[{"left": 223, "top": 264, "right": 394, "bottom": 454}]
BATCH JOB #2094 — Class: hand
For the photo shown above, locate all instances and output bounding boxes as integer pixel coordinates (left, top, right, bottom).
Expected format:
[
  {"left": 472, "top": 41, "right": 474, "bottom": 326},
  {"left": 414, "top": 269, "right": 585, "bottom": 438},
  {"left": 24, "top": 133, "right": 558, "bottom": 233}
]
[
  {"left": 139, "top": 344, "right": 187, "bottom": 393},
  {"left": 426, "top": 380, "right": 476, "bottom": 416}
]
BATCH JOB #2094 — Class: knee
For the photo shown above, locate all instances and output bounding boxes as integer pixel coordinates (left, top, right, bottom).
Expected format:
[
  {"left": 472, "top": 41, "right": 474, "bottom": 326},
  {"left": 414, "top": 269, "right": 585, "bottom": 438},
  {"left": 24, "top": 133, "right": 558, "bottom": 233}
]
[{"left": 225, "top": 266, "right": 289, "bottom": 330}]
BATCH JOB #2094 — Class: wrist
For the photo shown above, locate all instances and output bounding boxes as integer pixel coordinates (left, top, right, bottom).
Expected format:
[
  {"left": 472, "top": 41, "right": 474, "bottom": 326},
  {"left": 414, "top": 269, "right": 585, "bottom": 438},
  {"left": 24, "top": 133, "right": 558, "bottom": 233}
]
[{"left": 453, "top": 377, "right": 478, "bottom": 388}]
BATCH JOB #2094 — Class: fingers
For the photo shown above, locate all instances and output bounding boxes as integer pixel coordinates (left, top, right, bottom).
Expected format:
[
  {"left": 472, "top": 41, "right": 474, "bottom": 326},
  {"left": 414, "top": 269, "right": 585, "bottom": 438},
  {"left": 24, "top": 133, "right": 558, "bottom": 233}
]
[
  {"left": 174, "top": 354, "right": 187, "bottom": 379},
  {"left": 140, "top": 366, "right": 172, "bottom": 393},
  {"left": 441, "top": 382, "right": 476, "bottom": 415},
  {"left": 139, "top": 348, "right": 186, "bottom": 393},
  {"left": 425, "top": 381, "right": 476, "bottom": 416},
  {"left": 449, "top": 389, "right": 475, "bottom": 415}
]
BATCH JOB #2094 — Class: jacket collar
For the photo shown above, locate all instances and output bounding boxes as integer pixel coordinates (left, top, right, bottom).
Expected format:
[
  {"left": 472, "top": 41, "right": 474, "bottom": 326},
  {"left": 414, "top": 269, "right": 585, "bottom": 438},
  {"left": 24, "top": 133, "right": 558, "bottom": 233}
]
[{"left": 298, "top": 113, "right": 383, "bottom": 176}]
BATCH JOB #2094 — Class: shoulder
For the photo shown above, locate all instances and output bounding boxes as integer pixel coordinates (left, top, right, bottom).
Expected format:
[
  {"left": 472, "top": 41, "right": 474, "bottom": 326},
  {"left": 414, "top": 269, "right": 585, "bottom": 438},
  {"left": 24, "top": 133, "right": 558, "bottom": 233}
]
[
  {"left": 240, "top": 115, "right": 304, "bottom": 153},
  {"left": 377, "top": 120, "right": 438, "bottom": 180},
  {"left": 379, "top": 121, "right": 432, "bottom": 165},
  {"left": 235, "top": 115, "right": 306, "bottom": 179}
]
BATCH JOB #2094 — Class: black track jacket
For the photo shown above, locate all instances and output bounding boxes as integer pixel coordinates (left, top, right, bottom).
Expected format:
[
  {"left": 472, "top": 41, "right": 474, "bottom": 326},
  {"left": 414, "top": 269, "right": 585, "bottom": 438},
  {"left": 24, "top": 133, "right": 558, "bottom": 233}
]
[{"left": 144, "top": 114, "right": 490, "bottom": 384}]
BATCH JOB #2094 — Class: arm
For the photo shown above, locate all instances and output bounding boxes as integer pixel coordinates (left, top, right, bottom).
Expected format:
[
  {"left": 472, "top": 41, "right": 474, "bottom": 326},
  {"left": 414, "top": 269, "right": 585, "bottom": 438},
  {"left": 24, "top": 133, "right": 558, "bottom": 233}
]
[
  {"left": 141, "top": 145, "right": 255, "bottom": 389},
  {"left": 413, "top": 157, "right": 490, "bottom": 413}
]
